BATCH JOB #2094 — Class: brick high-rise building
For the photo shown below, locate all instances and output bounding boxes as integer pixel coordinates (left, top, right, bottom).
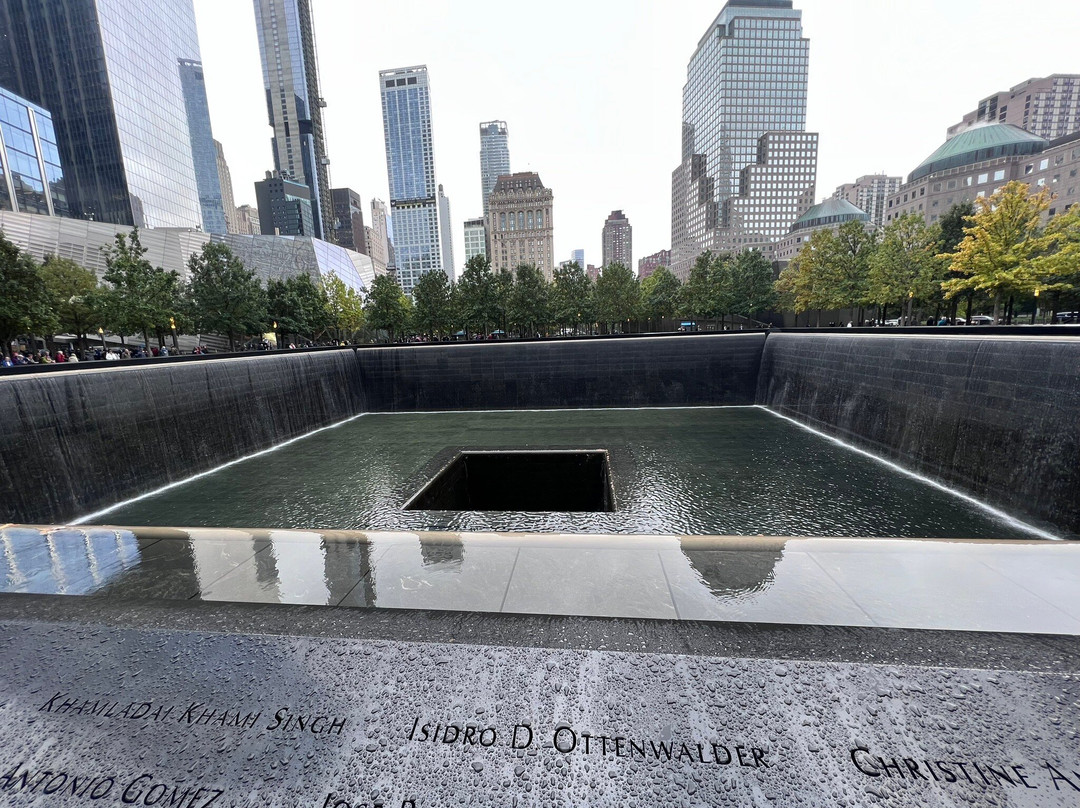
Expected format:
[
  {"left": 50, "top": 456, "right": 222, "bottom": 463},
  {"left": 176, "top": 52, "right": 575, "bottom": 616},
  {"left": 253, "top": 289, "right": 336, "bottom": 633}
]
[
  {"left": 486, "top": 172, "right": 554, "bottom": 278},
  {"left": 638, "top": 249, "right": 672, "bottom": 280},
  {"left": 948, "top": 75, "right": 1080, "bottom": 141},
  {"left": 834, "top": 174, "right": 902, "bottom": 230},
  {"left": 601, "top": 210, "right": 632, "bottom": 269}
]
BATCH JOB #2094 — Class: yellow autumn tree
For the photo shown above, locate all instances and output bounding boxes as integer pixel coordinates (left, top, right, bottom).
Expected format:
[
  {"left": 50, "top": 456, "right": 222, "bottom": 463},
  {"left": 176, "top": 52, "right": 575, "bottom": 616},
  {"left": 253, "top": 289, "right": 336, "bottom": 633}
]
[{"left": 940, "top": 181, "right": 1056, "bottom": 323}]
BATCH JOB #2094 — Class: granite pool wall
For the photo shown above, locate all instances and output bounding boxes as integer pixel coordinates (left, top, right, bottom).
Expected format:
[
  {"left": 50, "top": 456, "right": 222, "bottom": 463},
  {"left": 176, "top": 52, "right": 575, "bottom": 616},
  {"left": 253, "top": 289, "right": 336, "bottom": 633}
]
[{"left": 2, "top": 332, "right": 1078, "bottom": 535}]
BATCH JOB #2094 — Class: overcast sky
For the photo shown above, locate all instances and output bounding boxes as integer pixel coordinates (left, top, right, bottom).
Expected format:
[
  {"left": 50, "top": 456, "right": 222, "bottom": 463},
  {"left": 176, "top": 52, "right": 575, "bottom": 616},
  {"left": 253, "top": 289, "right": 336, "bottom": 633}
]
[{"left": 192, "top": 0, "right": 1080, "bottom": 278}]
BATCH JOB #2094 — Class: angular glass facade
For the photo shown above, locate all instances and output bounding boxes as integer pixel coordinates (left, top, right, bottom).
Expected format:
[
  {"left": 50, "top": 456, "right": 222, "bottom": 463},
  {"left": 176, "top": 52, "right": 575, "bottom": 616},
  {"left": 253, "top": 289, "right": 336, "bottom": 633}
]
[
  {"left": 671, "top": 0, "right": 810, "bottom": 275},
  {"left": 253, "top": 0, "right": 332, "bottom": 240},
  {"left": 178, "top": 59, "right": 227, "bottom": 234},
  {"left": 0, "top": 86, "right": 67, "bottom": 216},
  {"left": 0, "top": 0, "right": 204, "bottom": 228},
  {"left": 380, "top": 65, "right": 443, "bottom": 294}
]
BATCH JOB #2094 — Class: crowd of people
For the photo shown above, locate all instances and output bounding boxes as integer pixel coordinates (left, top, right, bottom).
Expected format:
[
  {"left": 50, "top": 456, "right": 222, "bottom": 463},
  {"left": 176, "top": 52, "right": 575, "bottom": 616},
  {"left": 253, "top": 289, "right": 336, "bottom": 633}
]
[{"left": 1, "top": 344, "right": 215, "bottom": 366}]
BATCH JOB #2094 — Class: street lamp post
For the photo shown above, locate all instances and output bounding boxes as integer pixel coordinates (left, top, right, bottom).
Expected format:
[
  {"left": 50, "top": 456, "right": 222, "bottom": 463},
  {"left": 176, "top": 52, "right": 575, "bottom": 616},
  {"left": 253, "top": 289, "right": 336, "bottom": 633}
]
[
  {"left": 169, "top": 317, "right": 178, "bottom": 351},
  {"left": 97, "top": 327, "right": 105, "bottom": 354},
  {"left": 273, "top": 321, "right": 279, "bottom": 350},
  {"left": 1033, "top": 289, "right": 1040, "bottom": 326}
]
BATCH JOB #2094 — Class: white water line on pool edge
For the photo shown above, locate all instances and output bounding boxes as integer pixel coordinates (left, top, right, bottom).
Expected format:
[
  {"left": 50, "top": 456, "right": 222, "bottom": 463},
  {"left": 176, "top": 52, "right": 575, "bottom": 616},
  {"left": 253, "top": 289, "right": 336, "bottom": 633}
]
[
  {"left": 758, "top": 406, "right": 1062, "bottom": 541},
  {"left": 368, "top": 405, "right": 762, "bottom": 416},
  {"left": 70, "top": 412, "right": 373, "bottom": 526}
]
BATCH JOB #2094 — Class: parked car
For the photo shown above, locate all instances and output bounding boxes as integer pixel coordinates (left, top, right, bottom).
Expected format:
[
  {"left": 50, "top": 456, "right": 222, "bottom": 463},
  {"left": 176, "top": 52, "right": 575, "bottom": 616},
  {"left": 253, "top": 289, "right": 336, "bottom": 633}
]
[{"left": 968, "top": 315, "right": 994, "bottom": 325}]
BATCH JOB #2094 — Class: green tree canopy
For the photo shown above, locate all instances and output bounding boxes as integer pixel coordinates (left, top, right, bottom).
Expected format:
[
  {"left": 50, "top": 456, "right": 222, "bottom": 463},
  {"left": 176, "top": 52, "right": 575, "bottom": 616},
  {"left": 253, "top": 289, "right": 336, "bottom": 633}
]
[
  {"left": 0, "top": 233, "right": 57, "bottom": 357},
  {"left": 868, "top": 213, "right": 942, "bottom": 317},
  {"left": 40, "top": 256, "right": 98, "bottom": 345},
  {"left": 411, "top": 268, "right": 454, "bottom": 338},
  {"left": 550, "top": 261, "right": 594, "bottom": 331},
  {"left": 185, "top": 241, "right": 267, "bottom": 351},
  {"left": 268, "top": 273, "right": 331, "bottom": 341},
  {"left": 100, "top": 229, "right": 181, "bottom": 348},
  {"left": 729, "top": 249, "right": 777, "bottom": 320},
  {"left": 680, "top": 251, "right": 735, "bottom": 321},
  {"left": 455, "top": 255, "right": 497, "bottom": 335},
  {"left": 941, "top": 181, "right": 1058, "bottom": 322},
  {"left": 819, "top": 219, "right": 877, "bottom": 312},
  {"left": 508, "top": 264, "right": 550, "bottom": 336},
  {"left": 640, "top": 266, "right": 681, "bottom": 326},
  {"left": 364, "top": 273, "right": 411, "bottom": 341},
  {"left": 322, "top": 274, "right": 365, "bottom": 342},
  {"left": 594, "top": 262, "right": 640, "bottom": 332}
]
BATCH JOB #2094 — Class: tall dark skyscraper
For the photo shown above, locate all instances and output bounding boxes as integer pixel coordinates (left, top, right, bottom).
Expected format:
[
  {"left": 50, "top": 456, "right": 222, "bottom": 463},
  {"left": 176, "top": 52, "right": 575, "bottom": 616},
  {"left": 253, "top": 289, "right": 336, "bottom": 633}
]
[
  {"left": 670, "top": 0, "right": 811, "bottom": 277},
  {"left": 0, "top": 0, "right": 207, "bottom": 228},
  {"left": 253, "top": 0, "right": 332, "bottom": 240}
]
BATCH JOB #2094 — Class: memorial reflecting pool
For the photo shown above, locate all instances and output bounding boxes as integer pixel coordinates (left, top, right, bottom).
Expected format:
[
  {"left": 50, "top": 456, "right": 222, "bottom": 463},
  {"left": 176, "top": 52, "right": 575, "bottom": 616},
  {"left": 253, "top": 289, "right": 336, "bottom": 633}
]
[{"left": 98, "top": 407, "right": 1036, "bottom": 539}]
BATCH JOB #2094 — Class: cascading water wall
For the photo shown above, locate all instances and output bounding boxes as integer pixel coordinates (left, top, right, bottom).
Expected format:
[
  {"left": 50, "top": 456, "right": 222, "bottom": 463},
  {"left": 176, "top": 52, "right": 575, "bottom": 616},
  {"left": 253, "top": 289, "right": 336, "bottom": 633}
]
[
  {"left": 0, "top": 350, "right": 366, "bottom": 525},
  {"left": 757, "top": 333, "right": 1080, "bottom": 537}
]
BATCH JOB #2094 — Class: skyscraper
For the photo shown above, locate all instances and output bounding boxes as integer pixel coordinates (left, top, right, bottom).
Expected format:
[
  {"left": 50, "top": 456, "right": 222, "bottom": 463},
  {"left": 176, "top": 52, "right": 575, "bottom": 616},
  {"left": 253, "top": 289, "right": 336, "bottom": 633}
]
[
  {"left": 215, "top": 140, "right": 240, "bottom": 234},
  {"left": 380, "top": 65, "right": 443, "bottom": 295},
  {"left": 834, "top": 174, "right": 902, "bottom": 230},
  {"left": 330, "top": 188, "right": 367, "bottom": 254},
  {"left": 438, "top": 184, "right": 454, "bottom": 280},
  {"left": 671, "top": 0, "right": 810, "bottom": 276},
  {"left": 0, "top": 0, "right": 207, "bottom": 228},
  {"left": 367, "top": 198, "right": 390, "bottom": 275},
  {"left": 602, "top": 210, "right": 632, "bottom": 269},
  {"left": 178, "top": 59, "right": 227, "bottom": 234},
  {"left": 255, "top": 171, "right": 314, "bottom": 236},
  {"left": 570, "top": 249, "right": 585, "bottom": 270},
  {"left": 479, "top": 121, "right": 510, "bottom": 218},
  {"left": 253, "top": 0, "right": 332, "bottom": 240}
]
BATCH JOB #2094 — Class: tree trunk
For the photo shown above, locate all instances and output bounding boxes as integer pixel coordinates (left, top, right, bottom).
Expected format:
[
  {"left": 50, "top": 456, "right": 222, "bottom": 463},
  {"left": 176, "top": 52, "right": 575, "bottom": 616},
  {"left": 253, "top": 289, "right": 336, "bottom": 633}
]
[
  {"left": 142, "top": 329, "right": 149, "bottom": 351},
  {"left": 228, "top": 332, "right": 236, "bottom": 352},
  {"left": 966, "top": 290, "right": 975, "bottom": 323},
  {"left": 992, "top": 294, "right": 1002, "bottom": 324},
  {"left": 1006, "top": 296, "right": 1014, "bottom": 325}
]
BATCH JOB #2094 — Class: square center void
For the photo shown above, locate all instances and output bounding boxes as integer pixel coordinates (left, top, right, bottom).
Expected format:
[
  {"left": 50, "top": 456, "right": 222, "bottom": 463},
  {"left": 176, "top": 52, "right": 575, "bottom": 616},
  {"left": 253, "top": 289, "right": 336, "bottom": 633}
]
[{"left": 405, "top": 450, "right": 615, "bottom": 513}]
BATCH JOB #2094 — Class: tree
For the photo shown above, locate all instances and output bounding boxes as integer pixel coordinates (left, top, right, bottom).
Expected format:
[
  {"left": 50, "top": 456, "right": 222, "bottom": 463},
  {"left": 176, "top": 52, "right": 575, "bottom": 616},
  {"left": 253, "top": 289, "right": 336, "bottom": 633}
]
[
  {"left": 322, "top": 274, "right": 365, "bottom": 343},
  {"left": 492, "top": 269, "right": 514, "bottom": 335},
  {"left": 820, "top": 219, "right": 877, "bottom": 316},
  {"left": 364, "top": 274, "right": 411, "bottom": 341},
  {"left": 729, "top": 250, "right": 777, "bottom": 323},
  {"left": 100, "top": 229, "right": 181, "bottom": 349},
  {"left": 937, "top": 201, "right": 978, "bottom": 321},
  {"left": 775, "top": 230, "right": 835, "bottom": 325},
  {"left": 941, "top": 181, "right": 1057, "bottom": 323},
  {"left": 680, "top": 251, "right": 734, "bottom": 324},
  {"left": 184, "top": 242, "right": 267, "bottom": 351},
  {"left": 268, "top": 274, "right": 331, "bottom": 342},
  {"left": 1031, "top": 203, "right": 1080, "bottom": 318},
  {"left": 640, "top": 266, "right": 681, "bottom": 328},
  {"left": 508, "top": 264, "right": 550, "bottom": 337},
  {"left": 455, "top": 255, "right": 497, "bottom": 336},
  {"left": 550, "top": 261, "right": 594, "bottom": 332},
  {"left": 868, "top": 213, "right": 942, "bottom": 323},
  {"left": 594, "top": 262, "right": 639, "bottom": 332},
  {"left": 411, "top": 269, "right": 454, "bottom": 339},
  {"left": 40, "top": 256, "right": 98, "bottom": 349},
  {"left": 0, "top": 233, "right": 57, "bottom": 357}
]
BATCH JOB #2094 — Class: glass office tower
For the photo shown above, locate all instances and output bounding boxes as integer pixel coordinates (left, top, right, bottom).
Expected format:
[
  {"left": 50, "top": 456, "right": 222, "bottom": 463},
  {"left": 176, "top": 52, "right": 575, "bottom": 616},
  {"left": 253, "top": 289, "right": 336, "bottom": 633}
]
[
  {"left": 671, "top": 0, "right": 809, "bottom": 276},
  {"left": 479, "top": 121, "right": 510, "bottom": 219},
  {"left": 0, "top": 0, "right": 205, "bottom": 228},
  {"left": 380, "top": 65, "right": 443, "bottom": 295},
  {"left": 0, "top": 86, "right": 67, "bottom": 216},
  {"left": 179, "top": 59, "right": 227, "bottom": 234},
  {"left": 253, "top": 0, "right": 332, "bottom": 241}
]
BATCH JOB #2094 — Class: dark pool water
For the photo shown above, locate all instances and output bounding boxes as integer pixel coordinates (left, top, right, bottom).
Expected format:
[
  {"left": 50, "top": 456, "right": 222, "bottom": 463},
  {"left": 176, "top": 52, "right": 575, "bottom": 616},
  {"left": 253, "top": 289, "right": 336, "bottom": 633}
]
[{"left": 97, "top": 407, "right": 1036, "bottom": 538}]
